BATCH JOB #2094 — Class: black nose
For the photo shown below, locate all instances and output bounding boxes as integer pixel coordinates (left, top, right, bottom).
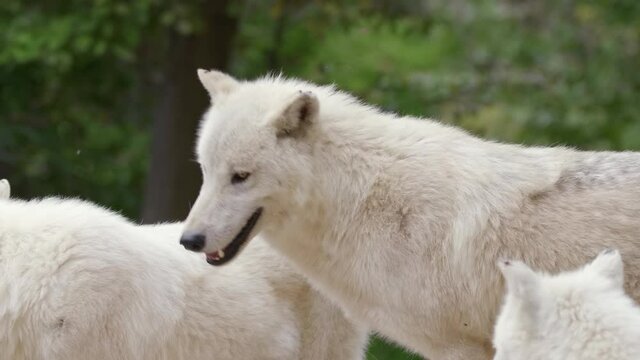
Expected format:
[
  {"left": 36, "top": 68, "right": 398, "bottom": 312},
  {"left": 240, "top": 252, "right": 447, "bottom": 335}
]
[{"left": 180, "top": 233, "right": 206, "bottom": 252}]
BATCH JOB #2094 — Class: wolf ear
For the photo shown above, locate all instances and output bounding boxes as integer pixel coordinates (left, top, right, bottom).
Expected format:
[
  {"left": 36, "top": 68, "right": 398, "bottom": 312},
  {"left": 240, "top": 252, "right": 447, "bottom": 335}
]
[
  {"left": 497, "top": 260, "right": 542, "bottom": 334},
  {"left": 272, "top": 91, "right": 319, "bottom": 138},
  {"left": 0, "top": 179, "right": 10, "bottom": 199},
  {"left": 498, "top": 259, "right": 539, "bottom": 300},
  {"left": 197, "top": 69, "right": 239, "bottom": 102},
  {"left": 588, "top": 249, "right": 624, "bottom": 288}
]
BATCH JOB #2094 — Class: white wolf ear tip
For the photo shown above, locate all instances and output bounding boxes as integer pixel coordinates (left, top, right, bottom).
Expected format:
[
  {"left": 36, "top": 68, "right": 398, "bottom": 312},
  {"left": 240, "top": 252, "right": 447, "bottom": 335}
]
[
  {"left": 298, "top": 89, "right": 317, "bottom": 98},
  {"left": 498, "top": 259, "right": 539, "bottom": 294},
  {"left": 295, "top": 90, "right": 320, "bottom": 115},
  {"left": 497, "top": 258, "right": 511, "bottom": 271},
  {"left": 273, "top": 90, "right": 320, "bottom": 138},
  {"left": 600, "top": 248, "right": 620, "bottom": 257},
  {"left": 593, "top": 248, "right": 622, "bottom": 266},
  {"left": 197, "top": 68, "right": 232, "bottom": 79},
  {"left": 497, "top": 258, "right": 526, "bottom": 273},
  {"left": 0, "top": 179, "right": 10, "bottom": 199},
  {"left": 590, "top": 248, "right": 624, "bottom": 284},
  {"left": 197, "top": 68, "right": 216, "bottom": 82},
  {"left": 197, "top": 69, "right": 239, "bottom": 100}
]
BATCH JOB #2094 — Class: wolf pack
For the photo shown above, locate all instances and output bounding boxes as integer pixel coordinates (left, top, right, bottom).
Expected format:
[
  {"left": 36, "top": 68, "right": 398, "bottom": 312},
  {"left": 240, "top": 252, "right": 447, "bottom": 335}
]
[{"left": 1, "top": 70, "right": 639, "bottom": 360}]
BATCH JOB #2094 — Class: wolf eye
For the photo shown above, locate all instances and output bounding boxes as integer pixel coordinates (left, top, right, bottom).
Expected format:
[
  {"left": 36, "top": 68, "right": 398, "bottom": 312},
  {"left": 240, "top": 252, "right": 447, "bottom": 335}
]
[{"left": 231, "top": 171, "right": 251, "bottom": 184}]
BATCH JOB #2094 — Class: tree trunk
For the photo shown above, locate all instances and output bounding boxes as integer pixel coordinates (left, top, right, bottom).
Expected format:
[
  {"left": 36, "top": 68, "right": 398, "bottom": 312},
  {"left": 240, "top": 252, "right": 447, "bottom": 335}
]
[{"left": 141, "top": 0, "right": 238, "bottom": 223}]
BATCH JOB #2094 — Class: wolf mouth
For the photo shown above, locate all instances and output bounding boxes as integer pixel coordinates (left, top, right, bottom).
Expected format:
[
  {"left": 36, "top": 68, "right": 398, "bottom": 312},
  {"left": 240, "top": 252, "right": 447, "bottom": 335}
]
[{"left": 206, "top": 207, "right": 263, "bottom": 266}]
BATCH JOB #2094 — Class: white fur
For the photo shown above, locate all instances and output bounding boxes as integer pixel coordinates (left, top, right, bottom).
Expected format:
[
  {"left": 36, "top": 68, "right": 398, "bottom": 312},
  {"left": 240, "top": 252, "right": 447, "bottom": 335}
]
[
  {"left": 0, "top": 196, "right": 367, "bottom": 360},
  {"left": 494, "top": 250, "right": 640, "bottom": 360},
  {"left": 184, "top": 71, "right": 640, "bottom": 359},
  {"left": 0, "top": 179, "right": 10, "bottom": 199}
]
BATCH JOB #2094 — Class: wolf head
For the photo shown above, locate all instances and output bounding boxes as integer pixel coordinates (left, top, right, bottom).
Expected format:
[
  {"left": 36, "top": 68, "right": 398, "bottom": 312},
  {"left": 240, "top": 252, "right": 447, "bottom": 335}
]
[
  {"left": 181, "top": 70, "right": 324, "bottom": 265},
  {"left": 0, "top": 179, "right": 10, "bottom": 199},
  {"left": 493, "top": 249, "right": 629, "bottom": 360}
]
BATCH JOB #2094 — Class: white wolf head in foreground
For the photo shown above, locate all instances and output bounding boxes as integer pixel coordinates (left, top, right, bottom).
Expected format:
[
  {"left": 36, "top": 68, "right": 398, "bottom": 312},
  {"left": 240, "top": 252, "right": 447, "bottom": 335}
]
[{"left": 494, "top": 249, "right": 640, "bottom": 360}]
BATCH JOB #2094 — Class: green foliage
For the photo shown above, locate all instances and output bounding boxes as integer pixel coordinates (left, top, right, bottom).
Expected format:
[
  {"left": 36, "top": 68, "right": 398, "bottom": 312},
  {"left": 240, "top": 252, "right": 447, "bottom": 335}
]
[
  {"left": 0, "top": 0, "right": 155, "bottom": 217},
  {"left": 233, "top": 0, "right": 640, "bottom": 152},
  {"left": 1, "top": 0, "right": 639, "bottom": 358},
  {"left": 0, "top": 0, "right": 209, "bottom": 217}
]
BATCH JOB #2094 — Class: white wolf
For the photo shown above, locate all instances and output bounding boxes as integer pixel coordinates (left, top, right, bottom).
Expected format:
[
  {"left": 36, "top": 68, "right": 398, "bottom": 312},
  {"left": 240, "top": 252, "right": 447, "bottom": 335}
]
[
  {"left": 0, "top": 188, "right": 366, "bottom": 360},
  {"left": 494, "top": 249, "right": 640, "bottom": 360},
  {"left": 181, "top": 70, "right": 640, "bottom": 359}
]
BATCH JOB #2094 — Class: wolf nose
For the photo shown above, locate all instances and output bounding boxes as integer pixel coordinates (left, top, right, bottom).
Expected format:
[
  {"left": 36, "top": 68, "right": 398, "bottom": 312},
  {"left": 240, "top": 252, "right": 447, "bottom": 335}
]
[{"left": 180, "top": 233, "right": 206, "bottom": 252}]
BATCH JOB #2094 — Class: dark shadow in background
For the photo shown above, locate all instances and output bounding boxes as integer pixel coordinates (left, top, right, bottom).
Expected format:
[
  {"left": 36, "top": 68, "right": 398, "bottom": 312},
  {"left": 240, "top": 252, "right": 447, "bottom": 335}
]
[{"left": 141, "top": 0, "right": 238, "bottom": 223}]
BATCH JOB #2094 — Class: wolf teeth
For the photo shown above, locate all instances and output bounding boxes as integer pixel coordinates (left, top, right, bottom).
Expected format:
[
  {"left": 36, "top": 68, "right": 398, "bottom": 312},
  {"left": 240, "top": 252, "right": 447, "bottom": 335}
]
[{"left": 218, "top": 250, "right": 225, "bottom": 258}]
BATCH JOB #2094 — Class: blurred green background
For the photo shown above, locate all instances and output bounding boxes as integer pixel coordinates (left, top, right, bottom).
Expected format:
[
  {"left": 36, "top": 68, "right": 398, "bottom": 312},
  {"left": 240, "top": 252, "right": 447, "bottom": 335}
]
[{"left": 1, "top": 0, "right": 638, "bottom": 358}]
